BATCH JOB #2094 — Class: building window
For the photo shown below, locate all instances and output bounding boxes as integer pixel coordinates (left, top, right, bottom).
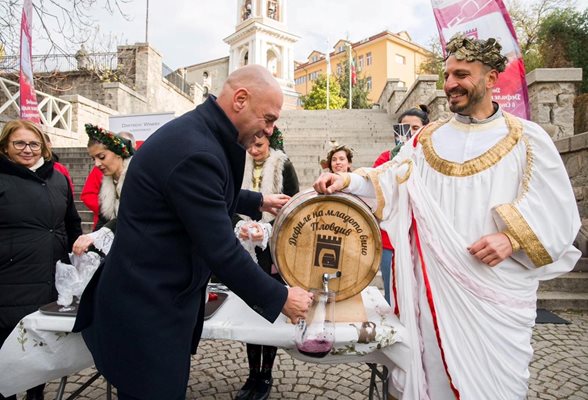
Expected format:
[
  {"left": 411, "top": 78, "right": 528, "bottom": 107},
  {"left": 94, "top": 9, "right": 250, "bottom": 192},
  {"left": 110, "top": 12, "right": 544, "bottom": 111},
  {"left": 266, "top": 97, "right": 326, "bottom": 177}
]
[
  {"left": 336, "top": 63, "right": 342, "bottom": 76},
  {"left": 338, "top": 45, "right": 346, "bottom": 53},
  {"left": 396, "top": 54, "right": 406, "bottom": 65},
  {"left": 366, "top": 76, "right": 372, "bottom": 91},
  {"left": 358, "top": 55, "right": 364, "bottom": 69},
  {"left": 366, "top": 52, "right": 372, "bottom": 66},
  {"left": 295, "top": 75, "right": 307, "bottom": 85},
  {"left": 309, "top": 71, "right": 319, "bottom": 81},
  {"left": 267, "top": 0, "right": 279, "bottom": 20},
  {"left": 242, "top": 0, "right": 252, "bottom": 21}
]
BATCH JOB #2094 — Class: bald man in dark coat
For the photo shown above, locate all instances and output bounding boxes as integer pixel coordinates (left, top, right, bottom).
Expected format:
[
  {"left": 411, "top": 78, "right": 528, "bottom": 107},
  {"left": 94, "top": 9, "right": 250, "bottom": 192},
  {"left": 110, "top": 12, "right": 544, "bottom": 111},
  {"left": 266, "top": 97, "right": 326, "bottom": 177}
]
[{"left": 73, "top": 65, "right": 312, "bottom": 400}]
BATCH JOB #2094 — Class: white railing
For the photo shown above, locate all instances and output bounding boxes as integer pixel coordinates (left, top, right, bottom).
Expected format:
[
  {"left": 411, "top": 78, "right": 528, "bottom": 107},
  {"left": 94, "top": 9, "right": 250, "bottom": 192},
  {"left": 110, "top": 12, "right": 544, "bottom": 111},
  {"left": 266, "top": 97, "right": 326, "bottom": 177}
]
[{"left": 0, "top": 76, "right": 72, "bottom": 130}]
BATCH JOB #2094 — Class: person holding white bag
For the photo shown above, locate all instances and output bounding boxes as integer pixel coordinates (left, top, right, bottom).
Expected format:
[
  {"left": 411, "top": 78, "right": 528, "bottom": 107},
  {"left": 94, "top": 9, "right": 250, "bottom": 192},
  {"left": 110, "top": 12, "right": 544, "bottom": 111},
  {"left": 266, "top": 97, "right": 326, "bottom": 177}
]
[
  {"left": 72, "top": 124, "right": 134, "bottom": 256},
  {"left": 0, "top": 120, "right": 82, "bottom": 400}
]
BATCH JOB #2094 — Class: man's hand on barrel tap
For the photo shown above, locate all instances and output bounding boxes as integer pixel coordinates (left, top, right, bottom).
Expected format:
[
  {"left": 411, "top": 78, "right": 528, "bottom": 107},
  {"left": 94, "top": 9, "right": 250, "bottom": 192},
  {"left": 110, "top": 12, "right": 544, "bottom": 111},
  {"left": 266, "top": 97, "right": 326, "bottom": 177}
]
[
  {"left": 260, "top": 193, "right": 290, "bottom": 215},
  {"left": 282, "top": 287, "right": 314, "bottom": 322},
  {"left": 313, "top": 172, "right": 346, "bottom": 194}
]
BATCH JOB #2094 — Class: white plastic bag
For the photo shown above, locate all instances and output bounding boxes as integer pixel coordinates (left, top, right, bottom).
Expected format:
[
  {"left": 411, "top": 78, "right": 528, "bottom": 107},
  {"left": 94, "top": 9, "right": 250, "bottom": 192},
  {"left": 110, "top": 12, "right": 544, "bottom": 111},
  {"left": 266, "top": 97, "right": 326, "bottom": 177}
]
[
  {"left": 54, "top": 251, "right": 102, "bottom": 307},
  {"left": 55, "top": 261, "right": 81, "bottom": 307}
]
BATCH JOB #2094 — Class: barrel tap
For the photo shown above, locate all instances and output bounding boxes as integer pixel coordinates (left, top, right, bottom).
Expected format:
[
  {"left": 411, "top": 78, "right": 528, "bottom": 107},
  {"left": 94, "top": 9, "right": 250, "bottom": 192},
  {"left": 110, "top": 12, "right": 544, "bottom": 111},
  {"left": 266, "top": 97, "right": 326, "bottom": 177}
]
[{"left": 322, "top": 271, "right": 341, "bottom": 292}]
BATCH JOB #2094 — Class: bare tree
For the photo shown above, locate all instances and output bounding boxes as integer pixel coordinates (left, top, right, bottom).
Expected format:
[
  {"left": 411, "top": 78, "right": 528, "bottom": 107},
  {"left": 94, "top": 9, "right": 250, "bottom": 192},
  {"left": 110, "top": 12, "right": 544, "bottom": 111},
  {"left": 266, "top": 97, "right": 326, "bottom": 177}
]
[
  {"left": 506, "top": 0, "right": 575, "bottom": 56},
  {"left": 0, "top": 0, "right": 132, "bottom": 56}
]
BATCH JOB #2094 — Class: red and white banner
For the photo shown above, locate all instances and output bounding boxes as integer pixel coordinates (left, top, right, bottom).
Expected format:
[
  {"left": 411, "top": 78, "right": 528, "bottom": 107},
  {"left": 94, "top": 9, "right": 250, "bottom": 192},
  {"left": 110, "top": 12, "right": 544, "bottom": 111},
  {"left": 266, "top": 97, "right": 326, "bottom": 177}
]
[
  {"left": 431, "top": 0, "right": 530, "bottom": 119},
  {"left": 19, "top": 0, "right": 40, "bottom": 123}
]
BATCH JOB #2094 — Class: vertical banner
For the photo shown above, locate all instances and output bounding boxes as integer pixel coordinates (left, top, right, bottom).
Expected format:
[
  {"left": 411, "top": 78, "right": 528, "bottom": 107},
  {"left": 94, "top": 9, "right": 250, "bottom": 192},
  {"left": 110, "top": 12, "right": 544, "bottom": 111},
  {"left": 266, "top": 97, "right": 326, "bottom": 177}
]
[
  {"left": 326, "top": 39, "right": 331, "bottom": 110},
  {"left": 431, "top": 0, "right": 530, "bottom": 119},
  {"left": 19, "top": 0, "right": 41, "bottom": 123}
]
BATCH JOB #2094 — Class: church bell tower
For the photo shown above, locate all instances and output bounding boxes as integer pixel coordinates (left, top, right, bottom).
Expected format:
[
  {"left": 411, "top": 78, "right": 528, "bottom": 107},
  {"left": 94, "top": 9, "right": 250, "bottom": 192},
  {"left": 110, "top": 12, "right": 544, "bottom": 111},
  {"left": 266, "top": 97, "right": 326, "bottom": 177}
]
[{"left": 224, "top": 0, "right": 299, "bottom": 109}]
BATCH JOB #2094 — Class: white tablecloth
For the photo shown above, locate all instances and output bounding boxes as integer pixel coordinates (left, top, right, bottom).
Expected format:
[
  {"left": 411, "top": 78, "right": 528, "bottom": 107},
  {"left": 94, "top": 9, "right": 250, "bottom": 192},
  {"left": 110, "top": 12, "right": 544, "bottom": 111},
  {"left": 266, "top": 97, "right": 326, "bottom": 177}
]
[{"left": 0, "top": 287, "right": 410, "bottom": 397}]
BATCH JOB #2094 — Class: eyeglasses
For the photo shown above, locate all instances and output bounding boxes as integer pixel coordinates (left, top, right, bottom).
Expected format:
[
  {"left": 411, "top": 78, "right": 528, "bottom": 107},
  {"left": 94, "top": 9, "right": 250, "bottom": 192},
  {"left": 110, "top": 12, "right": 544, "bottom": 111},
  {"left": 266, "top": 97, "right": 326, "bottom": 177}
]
[{"left": 12, "top": 140, "right": 42, "bottom": 151}]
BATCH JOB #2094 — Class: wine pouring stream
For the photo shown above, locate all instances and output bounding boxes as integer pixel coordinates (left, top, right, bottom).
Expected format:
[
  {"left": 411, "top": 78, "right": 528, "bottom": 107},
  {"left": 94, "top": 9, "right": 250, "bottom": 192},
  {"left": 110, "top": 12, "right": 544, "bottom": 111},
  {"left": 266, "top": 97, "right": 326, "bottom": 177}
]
[{"left": 295, "top": 272, "right": 341, "bottom": 358}]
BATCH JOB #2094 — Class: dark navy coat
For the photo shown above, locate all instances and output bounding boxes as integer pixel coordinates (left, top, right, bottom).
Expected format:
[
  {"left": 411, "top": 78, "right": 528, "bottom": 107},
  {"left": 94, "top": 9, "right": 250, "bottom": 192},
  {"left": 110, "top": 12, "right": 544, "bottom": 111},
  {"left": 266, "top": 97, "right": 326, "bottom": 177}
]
[{"left": 73, "top": 97, "right": 288, "bottom": 399}]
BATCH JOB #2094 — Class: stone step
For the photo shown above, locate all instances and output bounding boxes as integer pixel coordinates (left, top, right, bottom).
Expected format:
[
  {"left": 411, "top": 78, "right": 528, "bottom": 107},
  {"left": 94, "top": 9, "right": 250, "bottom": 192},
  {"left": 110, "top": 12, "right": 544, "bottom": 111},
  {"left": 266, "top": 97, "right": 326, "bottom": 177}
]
[
  {"left": 77, "top": 210, "right": 94, "bottom": 223},
  {"left": 539, "top": 272, "right": 588, "bottom": 292},
  {"left": 575, "top": 258, "right": 588, "bottom": 272},
  {"left": 537, "top": 291, "right": 588, "bottom": 310},
  {"left": 82, "top": 221, "right": 93, "bottom": 234}
]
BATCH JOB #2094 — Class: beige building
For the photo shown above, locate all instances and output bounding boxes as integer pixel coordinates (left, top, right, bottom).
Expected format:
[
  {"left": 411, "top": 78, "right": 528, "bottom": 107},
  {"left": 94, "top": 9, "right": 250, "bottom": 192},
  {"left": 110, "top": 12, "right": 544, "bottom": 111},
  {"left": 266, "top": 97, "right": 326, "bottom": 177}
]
[{"left": 294, "top": 31, "right": 432, "bottom": 104}]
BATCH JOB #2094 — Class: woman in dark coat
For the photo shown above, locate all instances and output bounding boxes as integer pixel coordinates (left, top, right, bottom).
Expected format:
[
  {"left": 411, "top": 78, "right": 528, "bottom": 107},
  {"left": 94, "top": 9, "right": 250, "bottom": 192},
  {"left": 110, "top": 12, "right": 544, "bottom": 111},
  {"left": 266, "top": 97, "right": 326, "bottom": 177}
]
[
  {"left": 0, "top": 120, "right": 82, "bottom": 400},
  {"left": 234, "top": 126, "right": 299, "bottom": 400}
]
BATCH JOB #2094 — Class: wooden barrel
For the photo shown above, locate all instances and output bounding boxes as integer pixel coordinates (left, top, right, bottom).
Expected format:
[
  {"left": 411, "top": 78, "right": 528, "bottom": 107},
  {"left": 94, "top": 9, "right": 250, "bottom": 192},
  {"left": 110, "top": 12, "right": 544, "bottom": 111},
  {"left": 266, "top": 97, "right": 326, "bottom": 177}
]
[{"left": 270, "top": 189, "right": 382, "bottom": 301}]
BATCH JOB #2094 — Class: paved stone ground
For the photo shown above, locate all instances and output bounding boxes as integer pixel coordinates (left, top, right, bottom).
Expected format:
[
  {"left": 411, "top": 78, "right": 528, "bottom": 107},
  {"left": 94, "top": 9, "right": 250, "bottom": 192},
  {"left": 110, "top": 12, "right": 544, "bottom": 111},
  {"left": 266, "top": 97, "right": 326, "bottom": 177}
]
[{"left": 30, "top": 311, "right": 587, "bottom": 399}]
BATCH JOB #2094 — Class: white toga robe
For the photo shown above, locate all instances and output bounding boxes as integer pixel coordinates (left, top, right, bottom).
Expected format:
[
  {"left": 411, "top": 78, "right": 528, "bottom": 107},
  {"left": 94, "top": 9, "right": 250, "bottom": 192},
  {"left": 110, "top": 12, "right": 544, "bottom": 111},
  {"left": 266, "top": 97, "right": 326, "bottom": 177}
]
[{"left": 348, "top": 110, "right": 581, "bottom": 400}]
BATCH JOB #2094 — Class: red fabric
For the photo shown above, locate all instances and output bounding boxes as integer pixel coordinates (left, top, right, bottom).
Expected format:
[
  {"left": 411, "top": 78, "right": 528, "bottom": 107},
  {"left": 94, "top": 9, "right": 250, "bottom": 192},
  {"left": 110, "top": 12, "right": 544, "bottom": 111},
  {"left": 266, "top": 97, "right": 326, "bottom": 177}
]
[
  {"left": 412, "top": 216, "right": 461, "bottom": 399},
  {"left": 80, "top": 166, "right": 103, "bottom": 228},
  {"left": 53, "top": 161, "right": 74, "bottom": 194},
  {"left": 372, "top": 150, "right": 393, "bottom": 250},
  {"left": 412, "top": 133, "right": 420, "bottom": 148},
  {"left": 391, "top": 251, "right": 399, "bottom": 316}
]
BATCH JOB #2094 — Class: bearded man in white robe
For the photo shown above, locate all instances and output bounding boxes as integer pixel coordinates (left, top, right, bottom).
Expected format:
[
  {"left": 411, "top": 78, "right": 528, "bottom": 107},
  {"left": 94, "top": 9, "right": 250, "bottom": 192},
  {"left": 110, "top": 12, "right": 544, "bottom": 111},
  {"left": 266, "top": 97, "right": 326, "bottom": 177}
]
[{"left": 313, "top": 33, "right": 581, "bottom": 400}]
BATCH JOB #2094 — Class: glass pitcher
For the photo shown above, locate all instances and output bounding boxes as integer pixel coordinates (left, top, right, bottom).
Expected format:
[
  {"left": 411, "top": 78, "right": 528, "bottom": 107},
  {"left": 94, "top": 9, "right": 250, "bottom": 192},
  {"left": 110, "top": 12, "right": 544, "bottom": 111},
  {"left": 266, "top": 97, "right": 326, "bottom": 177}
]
[{"left": 295, "top": 289, "right": 336, "bottom": 358}]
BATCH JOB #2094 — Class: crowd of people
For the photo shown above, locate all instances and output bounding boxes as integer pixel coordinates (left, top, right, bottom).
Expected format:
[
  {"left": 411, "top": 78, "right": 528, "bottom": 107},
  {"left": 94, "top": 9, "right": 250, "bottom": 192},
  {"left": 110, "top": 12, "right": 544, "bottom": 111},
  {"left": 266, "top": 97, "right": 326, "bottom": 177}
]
[{"left": 0, "top": 33, "right": 582, "bottom": 400}]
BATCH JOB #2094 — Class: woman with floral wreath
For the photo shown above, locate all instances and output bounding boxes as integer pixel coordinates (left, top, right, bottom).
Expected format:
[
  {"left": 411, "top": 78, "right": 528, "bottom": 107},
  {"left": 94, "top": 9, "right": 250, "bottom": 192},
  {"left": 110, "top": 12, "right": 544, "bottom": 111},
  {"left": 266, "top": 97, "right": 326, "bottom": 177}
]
[
  {"left": 72, "top": 124, "right": 134, "bottom": 256},
  {"left": 233, "top": 126, "right": 299, "bottom": 400}
]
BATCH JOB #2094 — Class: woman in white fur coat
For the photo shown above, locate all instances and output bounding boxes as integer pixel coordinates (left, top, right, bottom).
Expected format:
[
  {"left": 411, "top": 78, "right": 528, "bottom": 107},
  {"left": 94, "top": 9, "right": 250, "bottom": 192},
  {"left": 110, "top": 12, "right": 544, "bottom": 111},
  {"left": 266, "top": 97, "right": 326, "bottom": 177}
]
[
  {"left": 72, "top": 124, "right": 134, "bottom": 256},
  {"left": 233, "top": 127, "right": 299, "bottom": 400}
]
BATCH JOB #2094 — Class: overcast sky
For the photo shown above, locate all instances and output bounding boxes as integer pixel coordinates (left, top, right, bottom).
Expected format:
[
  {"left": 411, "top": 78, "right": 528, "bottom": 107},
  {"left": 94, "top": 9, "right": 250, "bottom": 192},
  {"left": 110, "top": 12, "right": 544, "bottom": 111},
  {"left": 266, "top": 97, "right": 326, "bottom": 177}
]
[
  {"left": 58, "top": 0, "right": 440, "bottom": 69},
  {"left": 29, "top": 0, "right": 588, "bottom": 70}
]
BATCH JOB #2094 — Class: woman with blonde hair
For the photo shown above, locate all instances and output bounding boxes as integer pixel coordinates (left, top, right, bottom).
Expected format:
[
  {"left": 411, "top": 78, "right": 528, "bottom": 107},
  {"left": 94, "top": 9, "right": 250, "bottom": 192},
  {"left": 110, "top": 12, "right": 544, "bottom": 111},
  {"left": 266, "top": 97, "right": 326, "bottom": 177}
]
[{"left": 0, "top": 120, "right": 82, "bottom": 400}]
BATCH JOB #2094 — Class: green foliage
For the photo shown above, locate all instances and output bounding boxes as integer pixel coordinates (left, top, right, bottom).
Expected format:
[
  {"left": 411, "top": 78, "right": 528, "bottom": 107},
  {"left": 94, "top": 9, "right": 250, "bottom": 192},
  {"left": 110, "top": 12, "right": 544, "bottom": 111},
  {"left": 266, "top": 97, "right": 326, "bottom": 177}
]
[
  {"left": 336, "top": 53, "right": 372, "bottom": 109},
  {"left": 300, "top": 74, "right": 346, "bottom": 110},
  {"left": 506, "top": 0, "right": 574, "bottom": 72},
  {"left": 419, "top": 37, "right": 445, "bottom": 89},
  {"left": 537, "top": 7, "right": 588, "bottom": 92}
]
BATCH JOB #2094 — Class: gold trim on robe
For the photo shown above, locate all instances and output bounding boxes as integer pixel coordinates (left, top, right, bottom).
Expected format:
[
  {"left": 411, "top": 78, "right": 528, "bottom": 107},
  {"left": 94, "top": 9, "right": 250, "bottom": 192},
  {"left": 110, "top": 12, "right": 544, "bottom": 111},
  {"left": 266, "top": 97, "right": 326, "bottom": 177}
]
[
  {"left": 418, "top": 112, "right": 523, "bottom": 177},
  {"left": 494, "top": 204, "right": 553, "bottom": 267}
]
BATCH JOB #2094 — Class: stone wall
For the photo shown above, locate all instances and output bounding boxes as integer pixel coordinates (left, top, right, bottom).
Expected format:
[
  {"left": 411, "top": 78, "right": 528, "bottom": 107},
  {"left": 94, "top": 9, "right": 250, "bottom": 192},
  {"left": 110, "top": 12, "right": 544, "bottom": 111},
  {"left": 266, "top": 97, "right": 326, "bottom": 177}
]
[
  {"left": 0, "top": 43, "right": 202, "bottom": 144},
  {"left": 34, "top": 71, "right": 108, "bottom": 106},
  {"left": 60, "top": 95, "right": 117, "bottom": 138},
  {"left": 132, "top": 44, "right": 198, "bottom": 116},
  {"left": 574, "top": 93, "right": 588, "bottom": 135},
  {"left": 554, "top": 132, "right": 588, "bottom": 254},
  {"left": 102, "top": 82, "right": 147, "bottom": 115},
  {"left": 527, "top": 68, "right": 583, "bottom": 139},
  {"left": 379, "top": 67, "right": 583, "bottom": 137},
  {"left": 393, "top": 75, "right": 439, "bottom": 118},
  {"left": 425, "top": 90, "right": 451, "bottom": 122}
]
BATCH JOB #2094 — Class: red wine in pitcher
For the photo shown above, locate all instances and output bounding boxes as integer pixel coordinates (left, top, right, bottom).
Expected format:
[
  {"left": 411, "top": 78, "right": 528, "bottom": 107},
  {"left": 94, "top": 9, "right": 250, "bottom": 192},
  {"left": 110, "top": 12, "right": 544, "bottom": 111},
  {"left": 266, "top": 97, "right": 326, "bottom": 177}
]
[{"left": 296, "top": 339, "right": 333, "bottom": 358}]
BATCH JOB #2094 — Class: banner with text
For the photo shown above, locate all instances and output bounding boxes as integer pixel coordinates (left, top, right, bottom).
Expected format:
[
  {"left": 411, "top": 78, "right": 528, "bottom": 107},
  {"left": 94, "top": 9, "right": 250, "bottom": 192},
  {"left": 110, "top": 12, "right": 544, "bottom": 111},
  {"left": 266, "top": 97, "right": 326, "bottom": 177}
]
[
  {"left": 431, "top": 0, "right": 530, "bottom": 119},
  {"left": 109, "top": 112, "right": 175, "bottom": 147},
  {"left": 19, "top": 0, "right": 40, "bottom": 123}
]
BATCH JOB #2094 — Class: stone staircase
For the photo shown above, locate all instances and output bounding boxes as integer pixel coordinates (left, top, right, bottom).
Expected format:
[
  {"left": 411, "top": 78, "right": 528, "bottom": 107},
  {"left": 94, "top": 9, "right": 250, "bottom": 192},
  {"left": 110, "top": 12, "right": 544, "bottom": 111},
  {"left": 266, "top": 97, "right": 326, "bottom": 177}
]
[
  {"left": 537, "top": 257, "right": 588, "bottom": 310},
  {"left": 54, "top": 146, "right": 95, "bottom": 234},
  {"left": 54, "top": 109, "right": 588, "bottom": 310},
  {"left": 278, "top": 109, "right": 396, "bottom": 189}
]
